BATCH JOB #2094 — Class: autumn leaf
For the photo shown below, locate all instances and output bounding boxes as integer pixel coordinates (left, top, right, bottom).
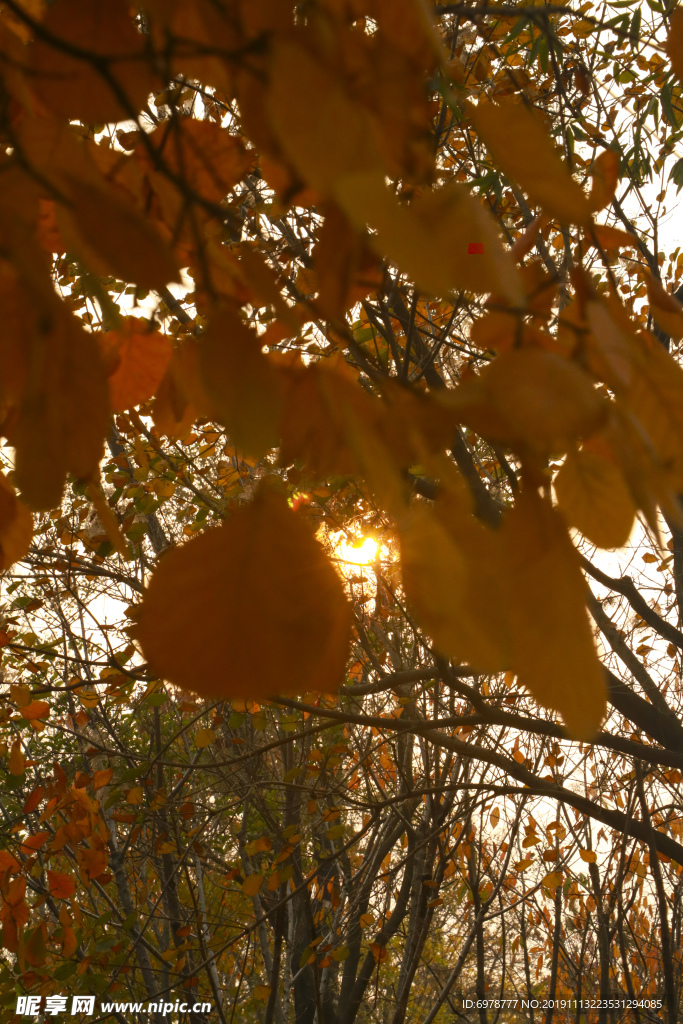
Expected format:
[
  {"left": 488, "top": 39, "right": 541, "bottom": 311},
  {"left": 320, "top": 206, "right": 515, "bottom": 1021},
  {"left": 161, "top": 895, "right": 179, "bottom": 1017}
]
[
  {"left": 29, "top": 0, "right": 155, "bottom": 124},
  {"left": 469, "top": 100, "right": 592, "bottom": 226},
  {"left": 126, "top": 787, "right": 144, "bottom": 805},
  {"left": 336, "top": 172, "right": 522, "bottom": 304},
  {"left": 194, "top": 728, "right": 215, "bottom": 749},
  {"left": 59, "top": 177, "right": 180, "bottom": 291},
  {"left": 99, "top": 318, "right": 173, "bottom": 412},
  {"left": 579, "top": 849, "right": 597, "bottom": 863},
  {"left": 446, "top": 349, "right": 605, "bottom": 456},
  {"left": 145, "top": 118, "right": 253, "bottom": 203},
  {"left": 24, "top": 921, "right": 48, "bottom": 967},
  {"left": 0, "top": 474, "right": 33, "bottom": 571},
  {"left": 241, "top": 874, "right": 264, "bottom": 896},
  {"left": 8, "top": 740, "right": 25, "bottom": 776},
  {"left": 500, "top": 490, "right": 606, "bottom": 740},
  {"left": 20, "top": 832, "right": 50, "bottom": 855},
  {"left": 10, "top": 306, "right": 109, "bottom": 510},
  {"left": 47, "top": 870, "right": 76, "bottom": 900},
  {"left": 667, "top": 8, "right": 683, "bottom": 86},
  {"left": 554, "top": 441, "right": 636, "bottom": 549},
  {"left": 18, "top": 700, "right": 50, "bottom": 721},
  {"left": 92, "top": 768, "right": 113, "bottom": 790},
  {"left": 588, "top": 149, "right": 620, "bottom": 212},
  {"left": 135, "top": 485, "right": 353, "bottom": 701},
  {"left": 199, "top": 305, "right": 282, "bottom": 457},
  {"left": 23, "top": 786, "right": 43, "bottom": 814},
  {"left": 267, "top": 39, "right": 383, "bottom": 196}
]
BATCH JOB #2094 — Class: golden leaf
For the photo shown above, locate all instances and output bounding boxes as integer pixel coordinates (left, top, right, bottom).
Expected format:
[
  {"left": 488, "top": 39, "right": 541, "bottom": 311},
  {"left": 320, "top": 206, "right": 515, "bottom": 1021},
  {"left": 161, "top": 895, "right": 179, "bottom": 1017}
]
[
  {"left": 447, "top": 349, "right": 605, "bottom": 456},
  {"left": 194, "top": 728, "right": 215, "bottom": 749},
  {"left": 242, "top": 873, "right": 264, "bottom": 896},
  {"left": 500, "top": 491, "right": 606, "bottom": 740},
  {"left": 135, "top": 485, "right": 353, "bottom": 701},
  {"left": 267, "top": 40, "right": 383, "bottom": 196},
  {"left": 469, "top": 100, "right": 592, "bottom": 226},
  {"left": 579, "top": 849, "right": 597, "bottom": 863},
  {"left": 554, "top": 442, "right": 636, "bottom": 549},
  {"left": 336, "top": 172, "right": 522, "bottom": 304},
  {"left": 588, "top": 149, "right": 620, "bottom": 212}
]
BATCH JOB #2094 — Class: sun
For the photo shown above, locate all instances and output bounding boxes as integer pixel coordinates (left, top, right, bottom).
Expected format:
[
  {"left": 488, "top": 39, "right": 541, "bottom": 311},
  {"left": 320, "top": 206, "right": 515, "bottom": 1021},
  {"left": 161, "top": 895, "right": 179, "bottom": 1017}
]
[{"left": 338, "top": 536, "right": 379, "bottom": 566}]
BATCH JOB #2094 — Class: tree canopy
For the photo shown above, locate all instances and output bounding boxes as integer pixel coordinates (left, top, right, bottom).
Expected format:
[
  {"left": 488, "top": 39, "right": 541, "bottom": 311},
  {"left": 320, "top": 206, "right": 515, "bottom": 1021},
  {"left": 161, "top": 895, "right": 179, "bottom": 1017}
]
[{"left": 1, "top": 0, "right": 683, "bottom": 1022}]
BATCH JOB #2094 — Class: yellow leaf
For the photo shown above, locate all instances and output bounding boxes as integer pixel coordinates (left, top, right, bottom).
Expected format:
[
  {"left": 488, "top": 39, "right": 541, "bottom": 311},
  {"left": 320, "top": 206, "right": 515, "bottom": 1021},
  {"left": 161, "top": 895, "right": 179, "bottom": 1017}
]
[
  {"left": 135, "top": 485, "right": 353, "bottom": 701},
  {"left": 359, "top": 913, "right": 374, "bottom": 929},
  {"left": 554, "top": 442, "right": 636, "bottom": 549},
  {"left": 242, "top": 873, "right": 264, "bottom": 896},
  {"left": 490, "top": 807, "right": 500, "bottom": 829},
  {"left": 448, "top": 349, "right": 605, "bottom": 456},
  {"left": 8, "top": 740, "right": 24, "bottom": 776},
  {"left": 400, "top": 502, "right": 508, "bottom": 673},
  {"left": 194, "top": 728, "right": 215, "bottom": 749},
  {"left": 589, "top": 149, "right": 620, "bottom": 211},
  {"left": 336, "top": 172, "right": 522, "bottom": 304},
  {"left": 0, "top": 474, "right": 33, "bottom": 571},
  {"left": 253, "top": 985, "right": 272, "bottom": 1002},
  {"left": 579, "top": 849, "right": 597, "bottom": 863},
  {"left": 515, "top": 858, "right": 533, "bottom": 871},
  {"left": 644, "top": 273, "right": 683, "bottom": 341},
  {"left": 267, "top": 40, "right": 383, "bottom": 196},
  {"left": 589, "top": 225, "right": 636, "bottom": 251},
  {"left": 667, "top": 8, "right": 683, "bottom": 86},
  {"left": 469, "top": 100, "right": 592, "bottom": 226},
  {"left": 500, "top": 491, "right": 606, "bottom": 740},
  {"left": 126, "top": 787, "right": 144, "bottom": 805},
  {"left": 541, "top": 870, "right": 563, "bottom": 890}
]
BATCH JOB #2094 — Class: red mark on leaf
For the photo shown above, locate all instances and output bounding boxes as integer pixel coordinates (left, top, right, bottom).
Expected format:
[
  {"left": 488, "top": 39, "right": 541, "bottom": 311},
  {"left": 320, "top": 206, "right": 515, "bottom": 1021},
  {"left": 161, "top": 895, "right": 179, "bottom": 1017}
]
[{"left": 468, "top": 243, "right": 484, "bottom": 254}]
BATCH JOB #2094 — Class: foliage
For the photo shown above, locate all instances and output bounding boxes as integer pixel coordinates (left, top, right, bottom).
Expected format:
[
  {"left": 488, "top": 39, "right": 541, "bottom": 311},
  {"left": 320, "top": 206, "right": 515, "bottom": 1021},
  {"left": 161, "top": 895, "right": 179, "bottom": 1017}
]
[{"left": 0, "top": 0, "right": 682, "bottom": 1022}]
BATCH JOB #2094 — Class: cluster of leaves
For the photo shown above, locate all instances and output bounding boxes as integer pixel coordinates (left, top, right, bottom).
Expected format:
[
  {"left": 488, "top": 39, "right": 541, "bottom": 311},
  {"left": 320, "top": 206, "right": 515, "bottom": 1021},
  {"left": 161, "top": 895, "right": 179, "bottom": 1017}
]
[{"left": 1, "top": 0, "right": 683, "bottom": 1021}]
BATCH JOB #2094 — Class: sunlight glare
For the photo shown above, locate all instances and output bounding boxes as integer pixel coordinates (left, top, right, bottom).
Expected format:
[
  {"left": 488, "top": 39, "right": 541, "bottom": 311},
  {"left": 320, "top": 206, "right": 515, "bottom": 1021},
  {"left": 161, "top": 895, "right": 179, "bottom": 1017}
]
[{"left": 338, "top": 536, "right": 379, "bottom": 565}]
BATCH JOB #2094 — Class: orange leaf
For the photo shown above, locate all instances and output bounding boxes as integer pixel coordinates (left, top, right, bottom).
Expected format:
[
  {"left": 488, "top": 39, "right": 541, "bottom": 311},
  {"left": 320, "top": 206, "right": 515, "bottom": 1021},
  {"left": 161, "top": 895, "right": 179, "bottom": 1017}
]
[
  {"left": 18, "top": 701, "right": 50, "bottom": 722},
  {"left": 469, "top": 100, "right": 592, "bottom": 226},
  {"left": 135, "top": 485, "right": 353, "bottom": 701},
  {"left": 23, "top": 786, "right": 44, "bottom": 814},
  {"left": 47, "top": 870, "right": 77, "bottom": 900},
  {"left": 668, "top": 8, "right": 683, "bottom": 86},
  {"left": 20, "top": 831, "right": 50, "bottom": 856},
  {"left": 579, "top": 849, "right": 597, "bottom": 863},
  {"left": 589, "top": 225, "right": 636, "bottom": 251},
  {"left": 92, "top": 768, "right": 113, "bottom": 791},
  {"left": 588, "top": 150, "right": 620, "bottom": 212},
  {"left": 29, "top": 0, "right": 155, "bottom": 124},
  {"left": 100, "top": 319, "right": 173, "bottom": 413},
  {"left": 59, "top": 178, "right": 180, "bottom": 292},
  {"left": 145, "top": 119, "right": 253, "bottom": 203}
]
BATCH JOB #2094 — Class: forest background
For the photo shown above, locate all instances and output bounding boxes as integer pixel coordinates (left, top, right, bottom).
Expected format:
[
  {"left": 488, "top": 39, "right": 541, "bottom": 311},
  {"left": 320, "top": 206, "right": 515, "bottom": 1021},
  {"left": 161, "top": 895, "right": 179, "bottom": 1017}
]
[{"left": 0, "top": 1, "right": 683, "bottom": 1022}]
